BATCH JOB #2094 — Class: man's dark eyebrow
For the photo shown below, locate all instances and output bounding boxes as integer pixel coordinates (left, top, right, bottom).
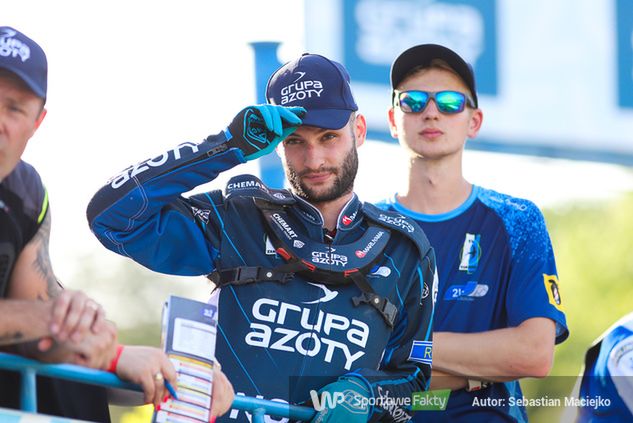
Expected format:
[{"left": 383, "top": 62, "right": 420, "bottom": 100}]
[{"left": 286, "top": 127, "right": 332, "bottom": 140}]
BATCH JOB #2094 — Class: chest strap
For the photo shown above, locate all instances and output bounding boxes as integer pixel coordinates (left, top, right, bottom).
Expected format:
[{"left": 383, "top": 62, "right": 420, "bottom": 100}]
[{"left": 208, "top": 199, "right": 398, "bottom": 327}]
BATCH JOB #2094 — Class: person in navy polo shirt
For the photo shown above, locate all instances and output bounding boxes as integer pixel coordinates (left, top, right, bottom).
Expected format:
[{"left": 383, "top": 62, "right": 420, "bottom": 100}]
[
  {"left": 87, "top": 53, "right": 437, "bottom": 422},
  {"left": 0, "top": 26, "right": 234, "bottom": 421},
  {"left": 377, "top": 44, "right": 569, "bottom": 422}
]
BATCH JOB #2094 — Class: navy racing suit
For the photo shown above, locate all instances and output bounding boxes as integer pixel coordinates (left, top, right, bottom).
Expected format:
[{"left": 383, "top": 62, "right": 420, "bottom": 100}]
[{"left": 87, "top": 132, "right": 436, "bottom": 422}]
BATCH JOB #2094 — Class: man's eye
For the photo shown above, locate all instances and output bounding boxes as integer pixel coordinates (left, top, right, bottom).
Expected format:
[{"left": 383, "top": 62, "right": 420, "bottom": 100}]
[
  {"left": 7, "top": 105, "right": 24, "bottom": 113},
  {"left": 284, "top": 138, "right": 301, "bottom": 145}
]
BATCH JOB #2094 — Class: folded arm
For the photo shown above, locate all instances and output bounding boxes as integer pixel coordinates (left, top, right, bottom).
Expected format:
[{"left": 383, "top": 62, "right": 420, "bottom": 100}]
[
  {"left": 432, "top": 317, "right": 556, "bottom": 383},
  {"left": 3, "top": 212, "right": 116, "bottom": 367}
]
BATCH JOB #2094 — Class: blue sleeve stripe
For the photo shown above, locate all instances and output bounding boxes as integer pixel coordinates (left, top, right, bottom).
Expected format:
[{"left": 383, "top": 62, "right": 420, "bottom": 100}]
[
  {"left": 383, "top": 347, "right": 395, "bottom": 364},
  {"left": 418, "top": 265, "right": 434, "bottom": 342},
  {"left": 208, "top": 194, "right": 279, "bottom": 369},
  {"left": 225, "top": 286, "right": 280, "bottom": 371},
  {"left": 425, "top": 312, "right": 434, "bottom": 343},
  {"left": 206, "top": 193, "right": 247, "bottom": 265},
  {"left": 218, "top": 323, "right": 262, "bottom": 396},
  {"left": 227, "top": 286, "right": 253, "bottom": 323},
  {"left": 205, "top": 193, "right": 225, "bottom": 229},
  {"left": 348, "top": 367, "right": 420, "bottom": 388},
  {"left": 365, "top": 367, "right": 421, "bottom": 388},
  {"left": 395, "top": 277, "right": 404, "bottom": 308},
  {"left": 383, "top": 253, "right": 401, "bottom": 278},
  {"left": 417, "top": 266, "right": 424, "bottom": 303}
]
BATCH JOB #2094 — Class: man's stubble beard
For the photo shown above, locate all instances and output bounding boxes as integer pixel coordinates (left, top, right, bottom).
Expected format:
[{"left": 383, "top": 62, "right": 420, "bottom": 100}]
[{"left": 286, "top": 144, "right": 359, "bottom": 204}]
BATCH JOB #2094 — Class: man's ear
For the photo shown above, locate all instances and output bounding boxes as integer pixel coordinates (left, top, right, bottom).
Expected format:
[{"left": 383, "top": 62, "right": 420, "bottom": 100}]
[
  {"left": 387, "top": 108, "right": 398, "bottom": 139},
  {"left": 354, "top": 113, "right": 367, "bottom": 148},
  {"left": 34, "top": 108, "right": 47, "bottom": 131},
  {"left": 467, "top": 108, "right": 483, "bottom": 139}
]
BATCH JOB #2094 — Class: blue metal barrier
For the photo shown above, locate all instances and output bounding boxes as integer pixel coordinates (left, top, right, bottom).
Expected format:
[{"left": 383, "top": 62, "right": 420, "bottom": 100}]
[{"left": 0, "top": 352, "right": 315, "bottom": 422}]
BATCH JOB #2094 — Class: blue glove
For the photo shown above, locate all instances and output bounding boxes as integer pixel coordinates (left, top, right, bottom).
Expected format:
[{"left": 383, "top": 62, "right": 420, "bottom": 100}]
[
  {"left": 310, "top": 376, "right": 371, "bottom": 423},
  {"left": 225, "top": 104, "right": 305, "bottom": 161}
]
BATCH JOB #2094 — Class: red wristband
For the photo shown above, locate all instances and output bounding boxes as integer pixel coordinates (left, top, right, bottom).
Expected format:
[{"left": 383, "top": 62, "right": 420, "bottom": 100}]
[{"left": 107, "top": 344, "right": 124, "bottom": 373}]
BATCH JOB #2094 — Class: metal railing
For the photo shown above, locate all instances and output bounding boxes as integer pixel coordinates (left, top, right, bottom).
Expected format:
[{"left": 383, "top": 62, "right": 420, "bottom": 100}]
[{"left": 0, "top": 352, "right": 315, "bottom": 423}]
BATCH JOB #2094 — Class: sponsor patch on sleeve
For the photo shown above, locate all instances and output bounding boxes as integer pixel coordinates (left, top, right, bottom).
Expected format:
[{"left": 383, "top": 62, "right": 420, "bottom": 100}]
[
  {"left": 408, "top": 340, "right": 432, "bottom": 365},
  {"left": 543, "top": 274, "right": 564, "bottom": 311}
]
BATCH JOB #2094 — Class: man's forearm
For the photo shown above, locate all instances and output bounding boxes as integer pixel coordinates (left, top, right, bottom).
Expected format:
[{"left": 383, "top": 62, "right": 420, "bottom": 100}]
[
  {"left": 432, "top": 318, "right": 556, "bottom": 381},
  {"left": 0, "top": 300, "right": 79, "bottom": 363},
  {"left": 0, "top": 300, "right": 52, "bottom": 346}
]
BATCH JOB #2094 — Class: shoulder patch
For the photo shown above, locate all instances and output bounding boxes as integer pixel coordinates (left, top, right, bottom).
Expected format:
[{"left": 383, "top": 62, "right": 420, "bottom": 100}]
[
  {"left": 224, "top": 174, "right": 294, "bottom": 205},
  {"left": 364, "top": 202, "right": 416, "bottom": 233},
  {"left": 363, "top": 202, "right": 431, "bottom": 258}
]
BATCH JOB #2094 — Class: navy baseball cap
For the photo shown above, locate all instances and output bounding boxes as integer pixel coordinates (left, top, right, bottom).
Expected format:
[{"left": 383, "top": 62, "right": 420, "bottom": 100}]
[
  {"left": 266, "top": 53, "right": 358, "bottom": 130},
  {"left": 391, "top": 44, "right": 478, "bottom": 108},
  {"left": 0, "top": 26, "right": 47, "bottom": 99}
]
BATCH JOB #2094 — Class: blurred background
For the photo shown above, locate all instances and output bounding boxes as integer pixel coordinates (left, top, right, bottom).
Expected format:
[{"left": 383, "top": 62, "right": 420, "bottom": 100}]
[{"left": 5, "top": 0, "right": 633, "bottom": 421}]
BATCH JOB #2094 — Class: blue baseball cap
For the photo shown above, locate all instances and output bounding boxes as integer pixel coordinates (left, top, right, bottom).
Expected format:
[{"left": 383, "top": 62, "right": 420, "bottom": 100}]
[
  {"left": 266, "top": 53, "right": 358, "bottom": 130},
  {"left": 0, "top": 26, "right": 47, "bottom": 99}
]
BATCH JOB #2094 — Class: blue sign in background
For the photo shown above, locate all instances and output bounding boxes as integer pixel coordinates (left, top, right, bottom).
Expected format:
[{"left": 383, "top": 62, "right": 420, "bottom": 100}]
[
  {"left": 617, "top": 0, "right": 633, "bottom": 109},
  {"left": 342, "top": 0, "right": 497, "bottom": 95}
]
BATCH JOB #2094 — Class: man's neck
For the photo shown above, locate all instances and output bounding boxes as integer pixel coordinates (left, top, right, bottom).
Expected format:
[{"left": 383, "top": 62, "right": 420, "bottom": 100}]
[
  {"left": 398, "top": 154, "right": 472, "bottom": 215},
  {"left": 310, "top": 192, "right": 354, "bottom": 232}
]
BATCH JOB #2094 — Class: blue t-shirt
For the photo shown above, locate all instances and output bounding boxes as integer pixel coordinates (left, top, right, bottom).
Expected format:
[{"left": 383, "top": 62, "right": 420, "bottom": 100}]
[
  {"left": 577, "top": 312, "right": 633, "bottom": 422},
  {"left": 377, "top": 185, "right": 569, "bottom": 422}
]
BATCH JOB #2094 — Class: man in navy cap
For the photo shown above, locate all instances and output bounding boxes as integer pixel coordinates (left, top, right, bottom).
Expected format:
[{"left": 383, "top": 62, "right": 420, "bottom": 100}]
[
  {"left": 0, "top": 25, "right": 118, "bottom": 420},
  {"left": 0, "top": 26, "right": 224, "bottom": 420},
  {"left": 87, "top": 52, "right": 437, "bottom": 422}
]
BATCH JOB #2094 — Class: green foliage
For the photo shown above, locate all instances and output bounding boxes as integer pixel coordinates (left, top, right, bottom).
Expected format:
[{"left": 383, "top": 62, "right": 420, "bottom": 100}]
[
  {"left": 68, "top": 250, "right": 211, "bottom": 331},
  {"left": 524, "top": 193, "right": 633, "bottom": 422}
]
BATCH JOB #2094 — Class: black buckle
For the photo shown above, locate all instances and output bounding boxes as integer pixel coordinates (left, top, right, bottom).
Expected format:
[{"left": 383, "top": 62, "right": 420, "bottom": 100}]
[
  {"left": 235, "top": 267, "right": 259, "bottom": 283},
  {"left": 213, "top": 267, "right": 293, "bottom": 286},
  {"left": 352, "top": 292, "right": 398, "bottom": 328}
]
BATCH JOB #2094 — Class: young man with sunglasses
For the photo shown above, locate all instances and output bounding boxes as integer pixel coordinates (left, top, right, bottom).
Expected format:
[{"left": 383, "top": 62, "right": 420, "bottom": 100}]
[
  {"left": 378, "top": 44, "right": 569, "bottom": 422},
  {"left": 87, "top": 53, "right": 437, "bottom": 422}
]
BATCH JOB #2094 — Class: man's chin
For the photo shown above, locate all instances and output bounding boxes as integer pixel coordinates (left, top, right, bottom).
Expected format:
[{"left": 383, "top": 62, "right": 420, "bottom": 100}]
[
  {"left": 298, "top": 186, "right": 335, "bottom": 203},
  {"left": 301, "top": 191, "right": 331, "bottom": 204}
]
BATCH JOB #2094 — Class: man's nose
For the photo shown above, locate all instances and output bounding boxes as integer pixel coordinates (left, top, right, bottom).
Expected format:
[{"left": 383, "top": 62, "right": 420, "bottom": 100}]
[
  {"left": 420, "top": 99, "right": 441, "bottom": 120},
  {"left": 303, "top": 144, "right": 326, "bottom": 169}
]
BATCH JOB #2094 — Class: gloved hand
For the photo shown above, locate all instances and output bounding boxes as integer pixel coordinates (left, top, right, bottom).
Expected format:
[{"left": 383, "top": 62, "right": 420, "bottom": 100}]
[
  {"left": 310, "top": 376, "right": 371, "bottom": 423},
  {"left": 225, "top": 104, "right": 305, "bottom": 161}
]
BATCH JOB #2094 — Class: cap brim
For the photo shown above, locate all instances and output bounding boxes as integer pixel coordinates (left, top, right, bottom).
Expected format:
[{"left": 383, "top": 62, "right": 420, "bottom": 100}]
[
  {"left": 0, "top": 64, "right": 46, "bottom": 98},
  {"left": 301, "top": 109, "right": 354, "bottom": 130}
]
